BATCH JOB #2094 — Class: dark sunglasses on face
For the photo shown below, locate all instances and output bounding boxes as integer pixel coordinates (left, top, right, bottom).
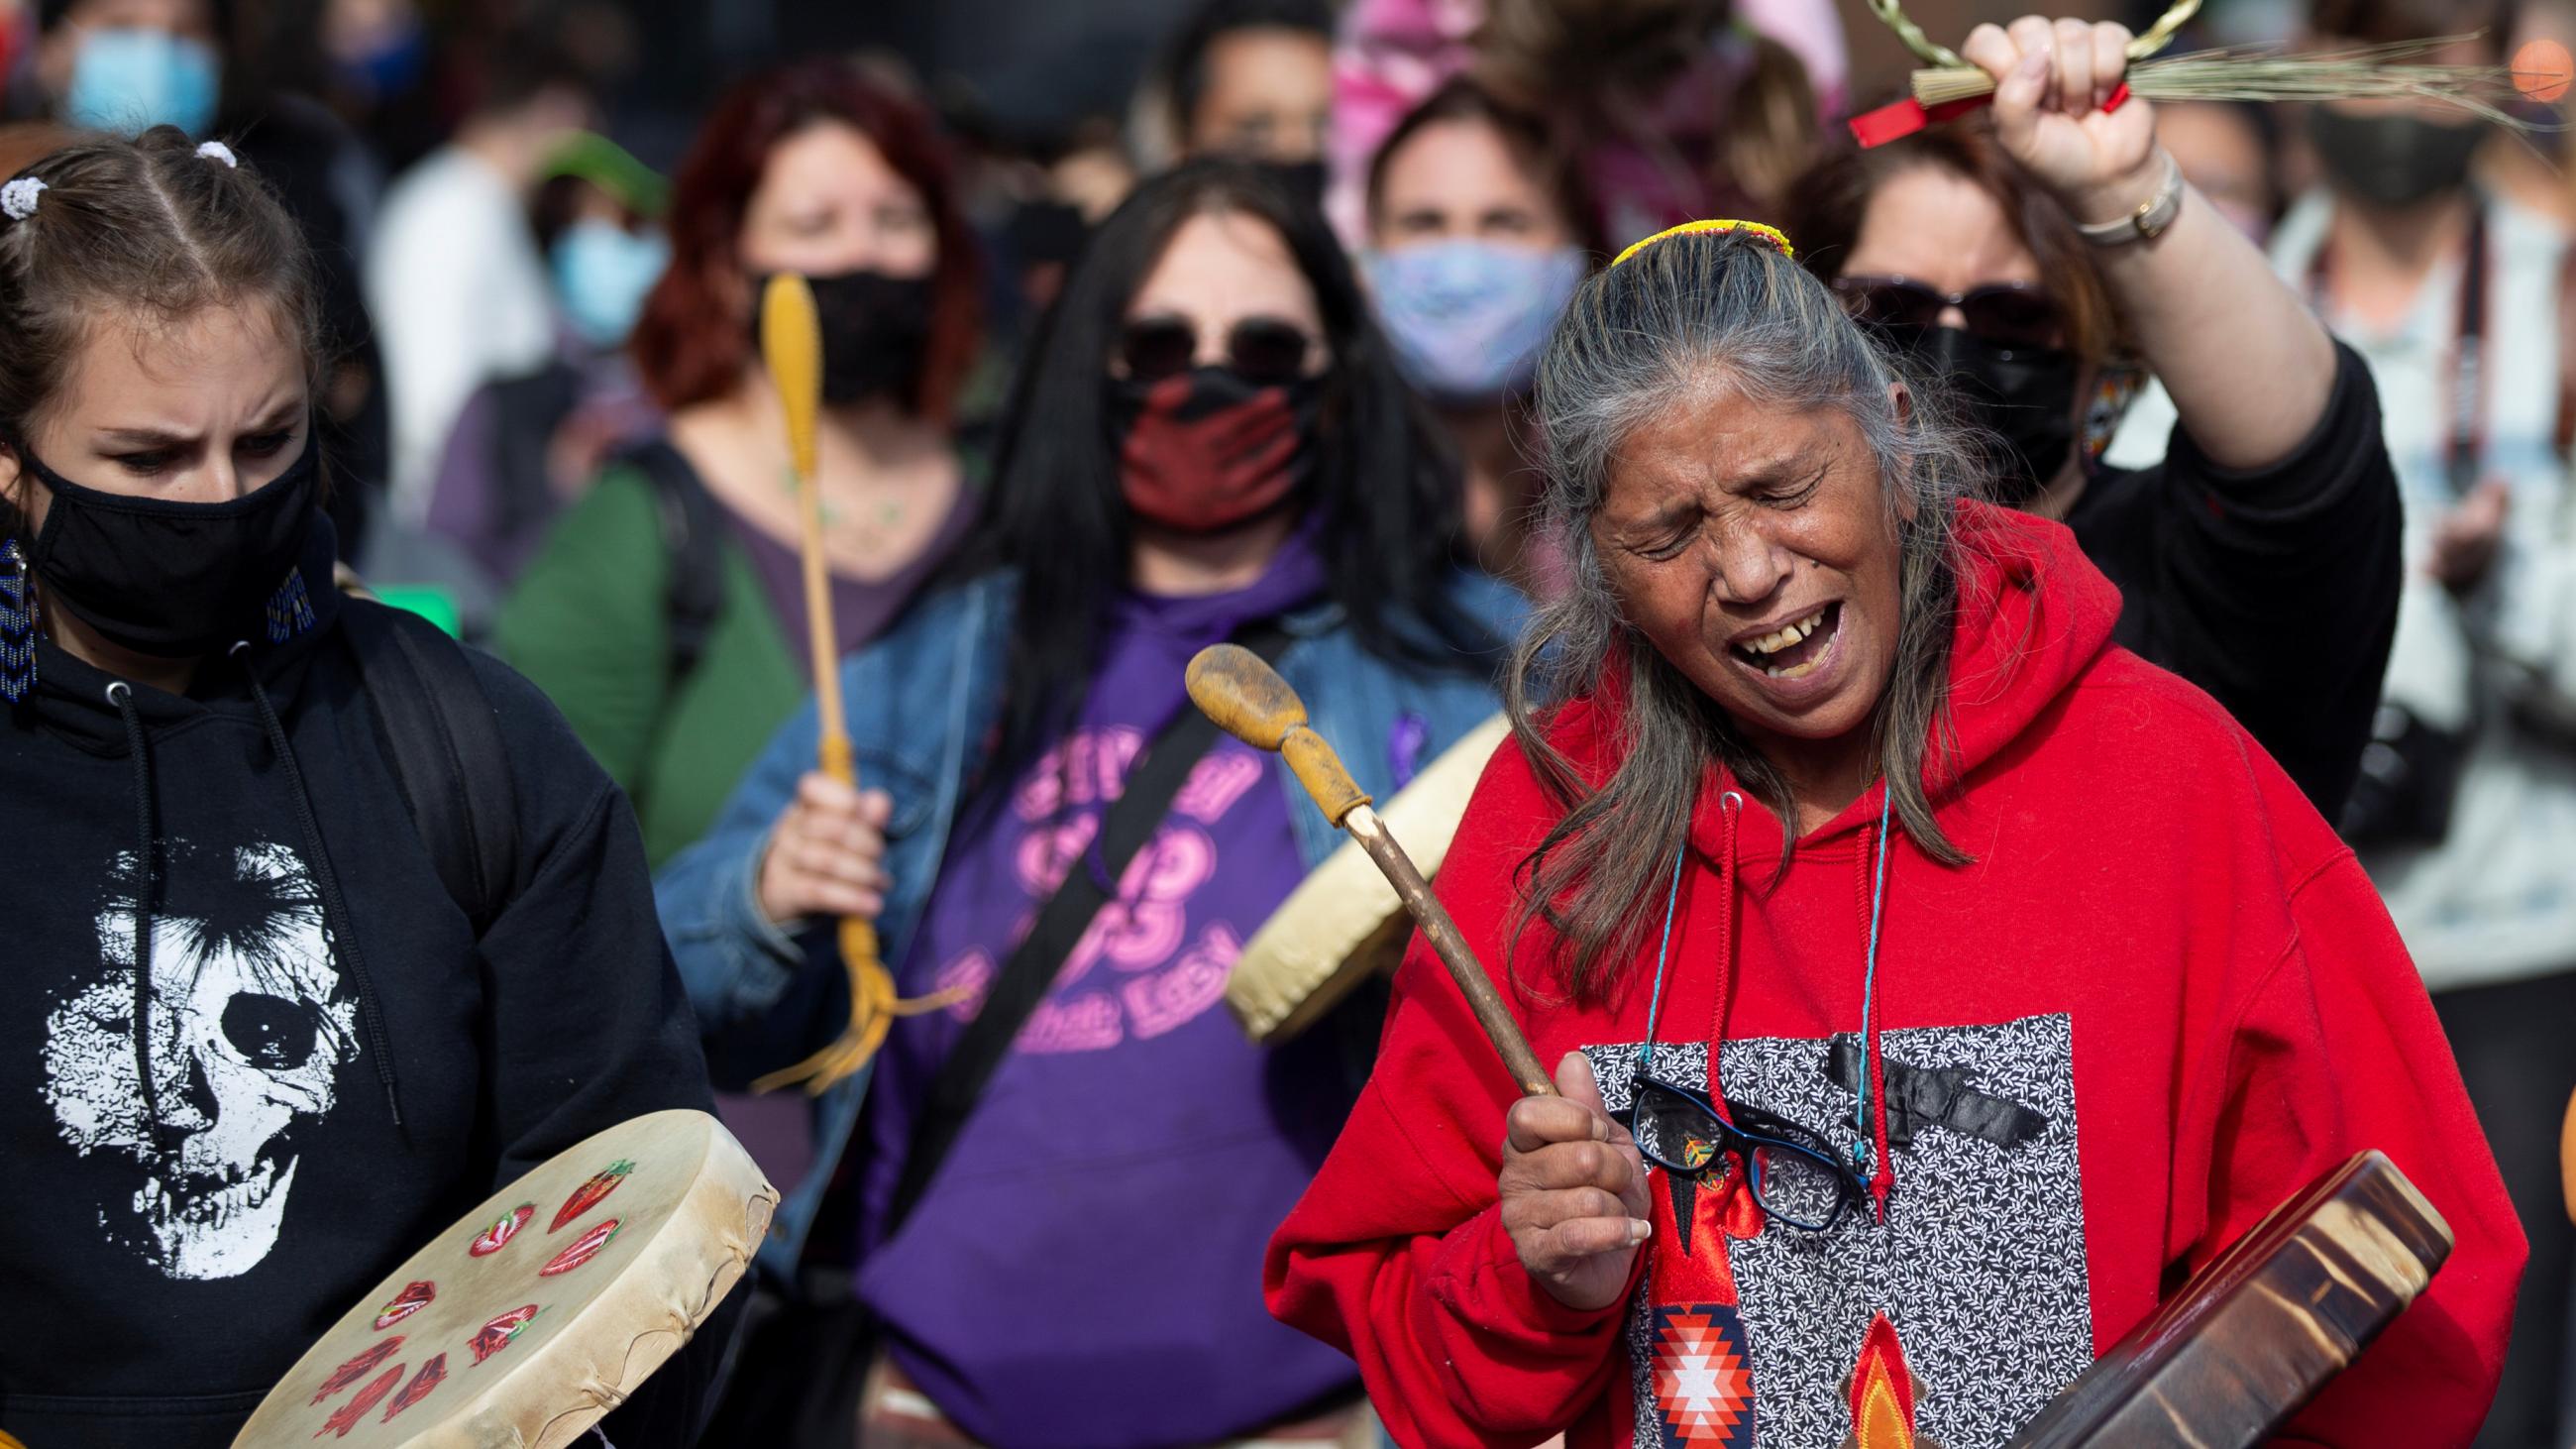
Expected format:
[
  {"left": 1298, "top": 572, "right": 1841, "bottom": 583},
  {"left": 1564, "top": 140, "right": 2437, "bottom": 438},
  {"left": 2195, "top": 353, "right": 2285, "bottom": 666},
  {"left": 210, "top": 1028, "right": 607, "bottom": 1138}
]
[
  {"left": 1615, "top": 1073, "right": 1868, "bottom": 1233},
  {"left": 1117, "top": 314, "right": 1320, "bottom": 388},
  {"left": 1833, "top": 275, "right": 2066, "bottom": 353}
]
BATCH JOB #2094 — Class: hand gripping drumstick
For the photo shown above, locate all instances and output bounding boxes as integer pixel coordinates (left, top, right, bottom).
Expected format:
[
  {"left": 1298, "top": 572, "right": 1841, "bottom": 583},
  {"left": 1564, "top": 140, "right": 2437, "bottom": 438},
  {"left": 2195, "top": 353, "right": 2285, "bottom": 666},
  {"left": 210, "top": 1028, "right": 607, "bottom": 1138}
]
[
  {"left": 751, "top": 276, "right": 955, "bottom": 1096},
  {"left": 1186, "top": 644, "right": 1556, "bottom": 1097}
]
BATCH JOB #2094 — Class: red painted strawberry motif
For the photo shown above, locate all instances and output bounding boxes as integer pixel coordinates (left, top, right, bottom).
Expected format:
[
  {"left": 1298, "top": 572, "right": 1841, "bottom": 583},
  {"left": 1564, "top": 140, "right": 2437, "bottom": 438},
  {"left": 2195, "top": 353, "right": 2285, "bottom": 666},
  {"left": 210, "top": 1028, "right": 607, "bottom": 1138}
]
[
  {"left": 550, "top": 1160, "right": 635, "bottom": 1232},
  {"left": 381, "top": 1354, "right": 447, "bottom": 1424},
  {"left": 315, "top": 1364, "right": 401, "bottom": 1438},
  {"left": 373, "top": 1280, "right": 435, "bottom": 1330},
  {"left": 468, "top": 1202, "right": 535, "bottom": 1257},
  {"left": 539, "top": 1218, "right": 622, "bottom": 1277},
  {"left": 469, "top": 1304, "right": 541, "bottom": 1365},
  {"left": 309, "top": 1337, "right": 402, "bottom": 1404}
]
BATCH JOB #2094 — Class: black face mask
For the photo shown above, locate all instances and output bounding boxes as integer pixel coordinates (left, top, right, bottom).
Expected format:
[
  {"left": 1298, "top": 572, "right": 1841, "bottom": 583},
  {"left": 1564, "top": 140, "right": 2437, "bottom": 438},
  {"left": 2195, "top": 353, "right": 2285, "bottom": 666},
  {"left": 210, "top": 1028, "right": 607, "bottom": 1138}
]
[
  {"left": 1260, "top": 160, "right": 1329, "bottom": 215},
  {"left": 754, "top": 269, "right": 937, "bottom": 406},
  {"left": 2307, "top": 106, "right": 2486, "bottom": 210},
  {"left": 13, "top": 435, "right": 320, "bottom": 658},
  {"left": 1913, "top": 326, "right": 2079, "bottom": 505}
]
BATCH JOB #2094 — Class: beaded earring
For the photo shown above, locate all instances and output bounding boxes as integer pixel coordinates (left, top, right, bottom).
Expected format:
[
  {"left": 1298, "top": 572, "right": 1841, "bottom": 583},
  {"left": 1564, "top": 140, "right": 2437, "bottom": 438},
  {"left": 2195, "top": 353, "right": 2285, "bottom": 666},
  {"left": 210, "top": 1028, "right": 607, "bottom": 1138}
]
[
  {"left": 264, "top": 567, "right": 315, "bottom": 644},
  {"left": 1, "top": 539, "right": 37, "bottom": 703}
]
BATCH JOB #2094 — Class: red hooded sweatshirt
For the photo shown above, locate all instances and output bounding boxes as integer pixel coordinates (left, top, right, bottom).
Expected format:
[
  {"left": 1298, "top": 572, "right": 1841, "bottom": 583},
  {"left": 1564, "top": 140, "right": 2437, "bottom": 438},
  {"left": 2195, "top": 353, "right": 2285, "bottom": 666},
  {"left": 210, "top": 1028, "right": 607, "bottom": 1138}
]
[{"left": 1265, "top": 505, "right": 2522, "bottom": 1449}]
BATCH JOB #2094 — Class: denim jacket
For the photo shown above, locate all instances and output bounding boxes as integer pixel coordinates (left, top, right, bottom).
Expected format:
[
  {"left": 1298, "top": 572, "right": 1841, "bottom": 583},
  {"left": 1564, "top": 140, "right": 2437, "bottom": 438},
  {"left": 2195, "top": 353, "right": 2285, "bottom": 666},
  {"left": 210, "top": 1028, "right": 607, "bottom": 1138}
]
[{"left": 654, "top": 568, "right": 1520, "bottom": 1272}]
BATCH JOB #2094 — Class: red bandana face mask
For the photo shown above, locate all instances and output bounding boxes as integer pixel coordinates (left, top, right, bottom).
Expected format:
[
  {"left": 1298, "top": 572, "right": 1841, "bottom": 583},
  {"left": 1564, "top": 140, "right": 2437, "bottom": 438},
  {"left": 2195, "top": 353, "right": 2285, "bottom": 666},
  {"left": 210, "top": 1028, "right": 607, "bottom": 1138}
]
[{"left": 1111, "top": 368, "right": 1319, "bottom": 534}]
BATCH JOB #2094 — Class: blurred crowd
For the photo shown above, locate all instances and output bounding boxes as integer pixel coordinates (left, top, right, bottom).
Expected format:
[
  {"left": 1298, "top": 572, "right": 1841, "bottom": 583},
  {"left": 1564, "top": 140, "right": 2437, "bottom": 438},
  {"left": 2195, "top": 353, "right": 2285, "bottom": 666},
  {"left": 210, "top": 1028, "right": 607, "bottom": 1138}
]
[{"left": 5, "top": 0, "right": 2574, "bottom": 1443}]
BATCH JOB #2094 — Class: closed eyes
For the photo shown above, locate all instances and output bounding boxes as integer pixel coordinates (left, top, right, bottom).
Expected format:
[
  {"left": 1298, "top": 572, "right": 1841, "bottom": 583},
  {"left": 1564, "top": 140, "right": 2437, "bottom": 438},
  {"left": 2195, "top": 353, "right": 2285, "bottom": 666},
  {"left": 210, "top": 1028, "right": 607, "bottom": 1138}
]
[{"left": 1763, "top": 469, "right": 1826, "bottom": 508}]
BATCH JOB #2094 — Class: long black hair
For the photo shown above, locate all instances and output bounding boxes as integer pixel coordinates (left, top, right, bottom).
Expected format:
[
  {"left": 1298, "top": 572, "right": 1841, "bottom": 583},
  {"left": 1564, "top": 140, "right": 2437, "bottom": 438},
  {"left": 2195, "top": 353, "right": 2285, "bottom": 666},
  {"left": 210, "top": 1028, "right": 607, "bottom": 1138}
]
[{"left": 958, "top": 159, "right": 1492, "bottom": 797}]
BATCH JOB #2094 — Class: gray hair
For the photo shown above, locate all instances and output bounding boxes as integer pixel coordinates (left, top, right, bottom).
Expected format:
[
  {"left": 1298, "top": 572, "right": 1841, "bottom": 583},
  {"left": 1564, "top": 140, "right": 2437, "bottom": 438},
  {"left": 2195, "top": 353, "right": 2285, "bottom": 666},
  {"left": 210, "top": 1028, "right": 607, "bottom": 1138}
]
[{"left": 1506, "top": 228, "right": 1984, "bottom": 1003}]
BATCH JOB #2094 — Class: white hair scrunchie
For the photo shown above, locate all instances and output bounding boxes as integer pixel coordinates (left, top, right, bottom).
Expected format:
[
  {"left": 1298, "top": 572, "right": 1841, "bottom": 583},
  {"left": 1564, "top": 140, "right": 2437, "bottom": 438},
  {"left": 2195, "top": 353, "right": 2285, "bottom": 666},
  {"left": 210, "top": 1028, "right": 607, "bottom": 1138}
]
[
  {"left": 1, "top": 177, "right": 44, "bottom": 221},
  {"left": 196, "top": 141, "right": 239, "bottom": 168}
]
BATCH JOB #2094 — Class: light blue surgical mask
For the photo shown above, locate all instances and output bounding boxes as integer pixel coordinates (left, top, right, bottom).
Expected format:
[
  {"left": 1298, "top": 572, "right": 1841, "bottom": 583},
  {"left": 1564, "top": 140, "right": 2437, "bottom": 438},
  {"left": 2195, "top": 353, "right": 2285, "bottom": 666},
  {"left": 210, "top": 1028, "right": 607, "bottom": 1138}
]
[
  {"left": 64, "top": 27, "right": 221, "bottom": 138},
  {"left": 550, "top": 219, "right": 670, "bottom": 349},
  {"left": 1363, "top": 239, "right": 1587, "bottom": 405}
]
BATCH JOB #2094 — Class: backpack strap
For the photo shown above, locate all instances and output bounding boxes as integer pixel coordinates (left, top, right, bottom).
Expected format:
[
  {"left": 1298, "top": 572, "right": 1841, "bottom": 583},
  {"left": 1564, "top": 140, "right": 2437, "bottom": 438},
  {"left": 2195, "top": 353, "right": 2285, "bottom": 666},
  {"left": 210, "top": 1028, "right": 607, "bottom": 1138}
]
[
  {"left": 618, "top": 438, "right": 730, "bottom": 685},
  {"left": 341, "top": 600, "right": 522, "bottom": 934},
  {"left": 882, "top": 619, "right": 1294, "bottom": 1240}
]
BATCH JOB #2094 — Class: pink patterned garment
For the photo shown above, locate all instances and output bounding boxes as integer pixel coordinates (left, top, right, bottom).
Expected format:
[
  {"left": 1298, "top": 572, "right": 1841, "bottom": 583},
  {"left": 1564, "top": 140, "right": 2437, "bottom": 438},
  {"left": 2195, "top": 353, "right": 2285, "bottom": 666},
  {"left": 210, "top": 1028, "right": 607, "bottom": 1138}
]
[{"left": 1324, "top": 0, "right": 1852, "bottom": 245}]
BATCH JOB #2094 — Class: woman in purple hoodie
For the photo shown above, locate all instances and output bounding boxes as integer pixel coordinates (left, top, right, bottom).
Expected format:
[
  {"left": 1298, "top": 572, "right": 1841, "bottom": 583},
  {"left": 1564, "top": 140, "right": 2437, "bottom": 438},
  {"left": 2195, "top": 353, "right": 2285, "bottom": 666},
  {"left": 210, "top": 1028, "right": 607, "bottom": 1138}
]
[{"left": 657, "top": 161, "right": 1519, "bottom": 1447}]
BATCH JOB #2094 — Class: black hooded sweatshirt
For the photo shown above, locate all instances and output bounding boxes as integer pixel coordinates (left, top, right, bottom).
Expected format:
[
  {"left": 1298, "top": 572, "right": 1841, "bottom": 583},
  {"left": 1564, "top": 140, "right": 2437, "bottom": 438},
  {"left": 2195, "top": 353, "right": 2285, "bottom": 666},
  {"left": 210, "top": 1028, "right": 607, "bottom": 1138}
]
[{"left": 0, "top": 524, "right": 716, "bottom": 1447}]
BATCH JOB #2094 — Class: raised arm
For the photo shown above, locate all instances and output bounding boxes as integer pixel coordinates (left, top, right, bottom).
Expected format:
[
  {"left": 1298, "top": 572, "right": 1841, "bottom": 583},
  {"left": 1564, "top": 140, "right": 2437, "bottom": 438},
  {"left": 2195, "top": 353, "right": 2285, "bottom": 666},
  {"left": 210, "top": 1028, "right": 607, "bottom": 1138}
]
[{"left": 1965, "top": 17, "right": 2338, "bottom": 470}]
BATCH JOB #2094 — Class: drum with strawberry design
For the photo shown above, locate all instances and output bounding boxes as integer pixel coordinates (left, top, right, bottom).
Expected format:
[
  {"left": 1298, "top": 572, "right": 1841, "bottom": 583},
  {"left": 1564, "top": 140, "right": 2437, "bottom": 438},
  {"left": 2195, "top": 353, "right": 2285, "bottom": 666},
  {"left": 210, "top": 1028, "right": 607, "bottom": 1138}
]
[{"left": 231, "top": 1110, "right": 775, "bottom": 1448}]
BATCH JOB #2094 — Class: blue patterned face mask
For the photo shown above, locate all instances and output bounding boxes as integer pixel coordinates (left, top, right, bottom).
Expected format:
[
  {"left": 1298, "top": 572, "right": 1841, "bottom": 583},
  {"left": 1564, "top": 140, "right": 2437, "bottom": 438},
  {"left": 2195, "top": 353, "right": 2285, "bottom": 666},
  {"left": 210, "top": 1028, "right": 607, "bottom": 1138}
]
[
  {"left": 1363, "top": 240, "right": 1586, "bottom": 405},
  {"left": 550, "top": 219, "right": 670, "bottom": 349},
  {"left": 64, "top": 27, "right": 221, "bottom": 138}
]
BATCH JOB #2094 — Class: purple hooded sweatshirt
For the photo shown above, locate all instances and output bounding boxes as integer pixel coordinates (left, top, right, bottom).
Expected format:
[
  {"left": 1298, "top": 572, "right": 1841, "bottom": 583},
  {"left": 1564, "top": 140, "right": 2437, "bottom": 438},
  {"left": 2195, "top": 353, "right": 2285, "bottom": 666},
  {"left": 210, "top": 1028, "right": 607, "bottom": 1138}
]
[{"left": 852, "top": 535, "right": 1362, "bottom": 1446}]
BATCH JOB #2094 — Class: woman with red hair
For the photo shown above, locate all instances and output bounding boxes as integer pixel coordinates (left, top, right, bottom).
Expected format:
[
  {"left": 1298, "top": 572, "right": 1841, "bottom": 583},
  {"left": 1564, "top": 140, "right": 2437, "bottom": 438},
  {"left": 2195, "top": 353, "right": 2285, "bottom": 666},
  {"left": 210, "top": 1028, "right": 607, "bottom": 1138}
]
[{"left": 498, "top": 59, "right": 985, "bottom": 866}]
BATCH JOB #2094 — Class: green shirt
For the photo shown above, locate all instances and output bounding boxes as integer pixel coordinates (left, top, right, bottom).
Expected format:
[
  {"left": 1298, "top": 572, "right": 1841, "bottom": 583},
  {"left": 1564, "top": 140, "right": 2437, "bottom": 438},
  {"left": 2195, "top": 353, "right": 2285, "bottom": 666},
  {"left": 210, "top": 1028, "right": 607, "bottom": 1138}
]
[{"left": 496, "top": 467, "right": 805, "bottom": 867}]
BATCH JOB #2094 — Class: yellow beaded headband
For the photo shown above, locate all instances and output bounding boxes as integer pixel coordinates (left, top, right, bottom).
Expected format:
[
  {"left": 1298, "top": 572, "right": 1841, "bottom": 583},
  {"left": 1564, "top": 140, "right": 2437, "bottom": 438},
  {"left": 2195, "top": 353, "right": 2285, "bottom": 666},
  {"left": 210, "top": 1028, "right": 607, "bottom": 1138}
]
[{"left": 1609, "top": 219, "right": 1795, "bottom": 270}]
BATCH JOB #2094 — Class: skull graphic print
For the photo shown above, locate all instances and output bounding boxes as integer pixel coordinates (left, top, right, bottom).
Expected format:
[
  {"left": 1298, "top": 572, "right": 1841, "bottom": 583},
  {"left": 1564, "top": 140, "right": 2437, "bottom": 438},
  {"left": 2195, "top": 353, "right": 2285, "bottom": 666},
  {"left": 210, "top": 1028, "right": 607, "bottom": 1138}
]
[{"left": 40, "top": 839, "right": 359, "bottom": 1280}]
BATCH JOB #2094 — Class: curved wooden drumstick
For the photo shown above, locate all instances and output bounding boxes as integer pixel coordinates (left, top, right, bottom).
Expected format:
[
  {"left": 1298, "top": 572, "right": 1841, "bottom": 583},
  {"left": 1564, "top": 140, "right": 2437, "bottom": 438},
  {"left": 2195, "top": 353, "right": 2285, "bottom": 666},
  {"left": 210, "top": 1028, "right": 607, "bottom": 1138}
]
[
  {"left": 751, "top": 276, "right": 952, "bottom": 1096},
  {"left": 1186, "top": 644, "right": 1556, "bottom": 1098}
]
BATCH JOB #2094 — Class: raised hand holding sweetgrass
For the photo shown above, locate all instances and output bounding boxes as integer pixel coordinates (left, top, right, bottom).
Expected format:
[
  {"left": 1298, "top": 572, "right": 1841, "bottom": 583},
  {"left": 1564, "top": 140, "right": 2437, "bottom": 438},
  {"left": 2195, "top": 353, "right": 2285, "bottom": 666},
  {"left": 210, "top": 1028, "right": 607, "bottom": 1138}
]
[{"left": 1964, "top": 17, "right": 2162, "bottom": 223}]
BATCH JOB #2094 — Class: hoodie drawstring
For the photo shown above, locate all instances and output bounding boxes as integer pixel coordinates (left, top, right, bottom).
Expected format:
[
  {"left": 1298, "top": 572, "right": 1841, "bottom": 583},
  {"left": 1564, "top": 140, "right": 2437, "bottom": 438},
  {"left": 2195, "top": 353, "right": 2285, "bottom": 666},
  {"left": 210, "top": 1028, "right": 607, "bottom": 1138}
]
[
  {"left": 1642, "top": 788, "right": 1894, "bottom": 1223},
  {"left": 1637, "top": 791, "right": 1742, "bottom": 1095},
  {"left": 1708, "top": 794, "right": 1741, "bottom": 1094},
  {"left": 104, "top": 682, "right": 164, "bottom": 1143},
  {"left": 231, "top": 642, "right": 404, "bottom": 1128},
  {"left": 1853, "top": 787, "right": 1895, "bottom": 1222}
]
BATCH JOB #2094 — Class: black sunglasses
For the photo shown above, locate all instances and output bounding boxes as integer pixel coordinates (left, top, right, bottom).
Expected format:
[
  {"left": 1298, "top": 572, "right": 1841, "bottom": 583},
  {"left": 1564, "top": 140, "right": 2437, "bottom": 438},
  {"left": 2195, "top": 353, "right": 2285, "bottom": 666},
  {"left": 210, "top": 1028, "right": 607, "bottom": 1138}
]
[
  {"left": 1117, "top": 315, "right": 1319, "bottom": 388},
  {"left": 1616, "top": 1074, "right": 1867, "bottom": 1233},
  {"left": 1833, "top": 275, "right": 2065, "bottom": 352}
]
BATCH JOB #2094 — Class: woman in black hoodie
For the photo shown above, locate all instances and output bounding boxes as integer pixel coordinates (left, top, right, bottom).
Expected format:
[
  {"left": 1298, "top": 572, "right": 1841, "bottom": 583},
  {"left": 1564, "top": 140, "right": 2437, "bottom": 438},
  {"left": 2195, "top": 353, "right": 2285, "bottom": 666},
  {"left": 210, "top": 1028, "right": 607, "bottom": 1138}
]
[{"left": 0, "top": 131, "right": 716, "bottom": 1447}]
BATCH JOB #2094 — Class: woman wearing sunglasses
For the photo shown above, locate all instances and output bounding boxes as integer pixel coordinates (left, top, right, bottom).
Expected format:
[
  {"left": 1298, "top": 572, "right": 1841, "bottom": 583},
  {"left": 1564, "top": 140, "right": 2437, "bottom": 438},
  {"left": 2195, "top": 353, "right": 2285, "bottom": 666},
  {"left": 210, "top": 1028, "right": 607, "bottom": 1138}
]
[
  {"left": 654, "top": 160, "right": 1513, "bottom": 1447},
  {"left": 1784, "top": 19, "right": 2402, "bottom": 821},
  {"left": 1263, "top": 29, "right": 2520, "bottom": 1449}
]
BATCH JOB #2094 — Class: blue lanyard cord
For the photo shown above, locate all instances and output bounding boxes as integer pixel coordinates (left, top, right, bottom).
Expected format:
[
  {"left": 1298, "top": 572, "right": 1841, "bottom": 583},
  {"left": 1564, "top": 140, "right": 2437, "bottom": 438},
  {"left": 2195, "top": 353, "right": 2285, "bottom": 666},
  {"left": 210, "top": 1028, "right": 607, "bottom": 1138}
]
[
  {"left": 1852, "top": 786, "right": 1893, "bottom": 1185},
  {"left": 1635, "top": 834, "right": 1691, "bottom": 1078}
]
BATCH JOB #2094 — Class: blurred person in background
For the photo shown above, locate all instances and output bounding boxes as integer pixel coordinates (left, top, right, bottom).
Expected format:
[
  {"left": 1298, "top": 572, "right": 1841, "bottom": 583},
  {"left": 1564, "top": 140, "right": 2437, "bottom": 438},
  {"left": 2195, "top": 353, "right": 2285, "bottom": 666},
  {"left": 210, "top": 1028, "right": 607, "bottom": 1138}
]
[
  {"left": 1046, "top": 120, "right": 1138, "bottom": 222},
  {"left": 498, "top": 59, "right": 984, "bottom": 871},
  {"left": 2270, "top": 2, "right": 2569, "bottom": 1439},
  {"left": 424, "top": 131, "right": 668, "bottom": 586},
  {"left": 365, "top": 38, "right": 593, "bottom": 525},
  {"left": 313, "top": 0, "right": 438, "bottom": 169},
  {"left": 1153, "top": 0, "right": 1334, "bottom": 203},
  {"left": 2156, "top": 99, "right": 2280, "bottom": 244},
  {"left": 655, "top": 160, "right": 1514, "bottom": 1449},
  {"left": 1785, "top": 20, "right": 2401, "bottom": 826},
  {"left": 1325, "top": 0, "right": 1845, "bottom": 246},
  {"left": 30, "top": 0, "right": 218, "bottom": 136},
  {"left": 977, "top": 115, "right": 1134, "bottom": 339},
  {"left": 1362, "top": 75, "right": 1591, "bottom": 590}
]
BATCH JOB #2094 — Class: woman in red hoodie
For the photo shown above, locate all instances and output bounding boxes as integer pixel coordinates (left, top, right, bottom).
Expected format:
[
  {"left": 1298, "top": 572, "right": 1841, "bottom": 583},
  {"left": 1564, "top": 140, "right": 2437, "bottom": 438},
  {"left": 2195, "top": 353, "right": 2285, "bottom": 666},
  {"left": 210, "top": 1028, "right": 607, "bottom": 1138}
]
[{"left": 1263, "top": 76, "right": 2524, "bottom": 1449}]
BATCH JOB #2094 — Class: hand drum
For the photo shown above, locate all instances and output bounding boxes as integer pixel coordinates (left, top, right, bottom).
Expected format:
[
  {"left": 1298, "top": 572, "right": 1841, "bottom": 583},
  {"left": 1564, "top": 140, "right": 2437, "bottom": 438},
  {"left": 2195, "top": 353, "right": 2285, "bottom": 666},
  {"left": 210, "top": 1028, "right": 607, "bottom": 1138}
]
[{"left": 232, "top": 1109, "right": 775, "bottom": 1449}]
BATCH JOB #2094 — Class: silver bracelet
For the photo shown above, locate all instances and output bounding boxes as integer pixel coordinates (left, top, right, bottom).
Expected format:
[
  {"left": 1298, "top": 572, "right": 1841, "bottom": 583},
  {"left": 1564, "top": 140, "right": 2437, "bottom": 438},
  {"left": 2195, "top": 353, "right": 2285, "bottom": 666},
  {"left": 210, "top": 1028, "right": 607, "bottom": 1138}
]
[{"left": 2075, "top": 152, "right": 2183, "bottom": 246}]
